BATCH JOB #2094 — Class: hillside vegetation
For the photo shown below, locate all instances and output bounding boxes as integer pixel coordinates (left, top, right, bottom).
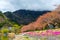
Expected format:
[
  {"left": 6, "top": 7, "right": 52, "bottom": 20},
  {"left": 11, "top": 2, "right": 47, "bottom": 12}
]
[{"left": 20, "top": 6, "right": 60, "bottom": 32}]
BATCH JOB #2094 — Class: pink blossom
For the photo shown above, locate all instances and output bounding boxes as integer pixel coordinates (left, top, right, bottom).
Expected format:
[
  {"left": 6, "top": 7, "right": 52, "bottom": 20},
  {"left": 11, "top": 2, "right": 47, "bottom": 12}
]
[
  {"left": 23, "top": 29, "right": 60, "bottom": 36},
  {"left": 53, "top": 31, "right": 60, "bottom": 35}
]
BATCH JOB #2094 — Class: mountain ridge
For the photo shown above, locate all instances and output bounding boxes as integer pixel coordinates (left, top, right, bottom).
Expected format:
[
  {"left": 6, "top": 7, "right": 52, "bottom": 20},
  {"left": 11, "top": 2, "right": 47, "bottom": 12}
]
[{"left": 4, "top": 10, "right": 51, "bottom": 25}]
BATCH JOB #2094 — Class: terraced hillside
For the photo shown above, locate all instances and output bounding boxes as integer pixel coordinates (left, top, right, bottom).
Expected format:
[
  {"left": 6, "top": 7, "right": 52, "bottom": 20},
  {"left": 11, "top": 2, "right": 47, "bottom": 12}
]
[
  {"left": 0, "top": 12, "right": 5, "bottom": 22},
  {"left": 0, "top": 12, "right": 17, "bottom": 28},
  {"left": 0, "top": 12, "right": 6, "bottom": 28}
]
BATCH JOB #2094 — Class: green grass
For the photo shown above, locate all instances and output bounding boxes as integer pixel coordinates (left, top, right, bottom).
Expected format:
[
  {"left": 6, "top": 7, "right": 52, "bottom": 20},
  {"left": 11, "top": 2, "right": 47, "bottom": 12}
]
[{"left": 0, "top": 36, "right": 8, "bottom": 40}]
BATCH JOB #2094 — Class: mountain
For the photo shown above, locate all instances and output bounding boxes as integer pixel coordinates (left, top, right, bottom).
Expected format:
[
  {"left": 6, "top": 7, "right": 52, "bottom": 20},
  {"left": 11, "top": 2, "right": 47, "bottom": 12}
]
[
  {"left": 20, "top": 6, "right": 60, "bottom": 32},
  {"left": 4, "top": 10, "right": 50, "bottom": 25}
]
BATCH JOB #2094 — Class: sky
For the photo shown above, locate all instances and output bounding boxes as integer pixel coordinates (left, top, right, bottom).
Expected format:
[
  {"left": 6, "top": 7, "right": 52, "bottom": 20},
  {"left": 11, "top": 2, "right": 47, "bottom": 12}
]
[{"left": 0, "top": 0, "right": 60, "bottom": 12}]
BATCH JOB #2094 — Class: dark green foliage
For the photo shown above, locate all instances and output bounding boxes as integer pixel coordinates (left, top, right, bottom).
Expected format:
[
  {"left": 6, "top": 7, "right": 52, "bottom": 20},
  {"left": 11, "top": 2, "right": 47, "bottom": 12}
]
[
  {"left": 4, "top": 10, "right": 50, "bottom": 25},
  {"left": 0, "top": 22, "right": 6, "bottom": 28}
]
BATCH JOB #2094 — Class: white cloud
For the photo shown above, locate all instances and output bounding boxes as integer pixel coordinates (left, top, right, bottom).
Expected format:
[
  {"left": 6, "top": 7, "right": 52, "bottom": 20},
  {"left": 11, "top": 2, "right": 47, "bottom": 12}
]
[
  {"left": 0, "top": 0, "right": 15, "bottom": 12},
  {"left": 18, "top": 0, "right": 60, "bottom": 10},
  {"left": 0, "top": 0, "right": 60, "bottom": 12}
]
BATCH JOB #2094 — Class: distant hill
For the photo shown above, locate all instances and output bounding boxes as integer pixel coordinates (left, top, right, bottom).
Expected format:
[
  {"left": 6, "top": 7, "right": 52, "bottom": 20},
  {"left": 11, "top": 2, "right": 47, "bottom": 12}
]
[
  {"left": 0, "top": 12, "right": 5, "bottom": 23},
  {"left": 0, "top": 12, "right": 13, "bottom": 28},
  {"left": 4, "top": 10, "right": 50, "bottom": 25},
  {"left": 0, "top": 12, "right": 7, "bottom": 28}
]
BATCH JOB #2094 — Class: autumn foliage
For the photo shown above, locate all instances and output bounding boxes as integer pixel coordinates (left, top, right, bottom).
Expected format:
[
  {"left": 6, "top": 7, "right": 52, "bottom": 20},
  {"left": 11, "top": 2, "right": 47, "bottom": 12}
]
[{"left": 20, "top": 6, "right": 60, "bottom": 32}]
